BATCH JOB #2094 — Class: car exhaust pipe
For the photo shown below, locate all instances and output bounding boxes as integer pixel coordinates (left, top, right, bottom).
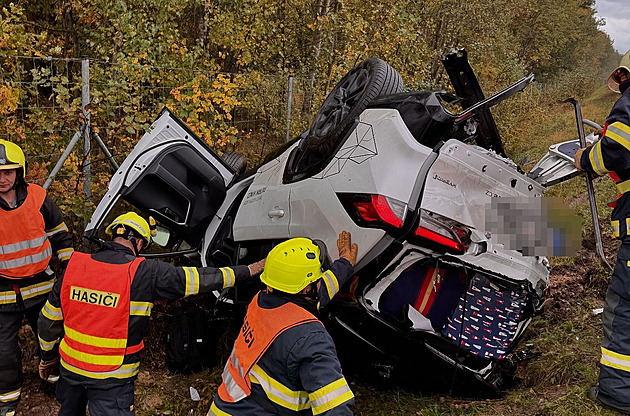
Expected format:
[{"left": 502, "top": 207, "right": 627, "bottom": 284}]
[{"left": 564, "top": 97, "right": 613, "bottom": 272}]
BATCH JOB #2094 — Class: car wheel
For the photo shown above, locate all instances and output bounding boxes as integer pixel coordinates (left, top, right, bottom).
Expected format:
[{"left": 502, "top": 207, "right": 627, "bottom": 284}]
[
  {"left": 221, "top": 151, "right": 247, "bottom": 175},
  {"left": 307, "top": 58, "right": 403, "bottom": 153}
]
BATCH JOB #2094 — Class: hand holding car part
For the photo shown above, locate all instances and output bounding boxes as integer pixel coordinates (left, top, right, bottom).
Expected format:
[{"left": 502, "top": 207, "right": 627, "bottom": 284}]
[
  {"left": 337, "top": 230, "right": 358, "bottom": 266},
  {"left": 573, "top": 142, "right": 592, "bottom": 171},
  {"left": 574, "top": 146, "right": 588, "bottom": 171}
]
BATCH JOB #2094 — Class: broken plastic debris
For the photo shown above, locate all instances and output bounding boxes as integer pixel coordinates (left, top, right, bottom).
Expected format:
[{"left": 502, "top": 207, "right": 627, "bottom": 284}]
[
  {"left": 592, "top": 308, "right": 604, "bottom": 316},
  {"left": 190, "top": 386, "right": 200, "bottom": 402}
]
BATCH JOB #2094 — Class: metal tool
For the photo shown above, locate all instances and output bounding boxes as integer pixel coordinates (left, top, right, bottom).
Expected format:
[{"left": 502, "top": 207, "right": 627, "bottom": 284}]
[{"left": 564, "top": 98, "right": 613, "bottom": 271}]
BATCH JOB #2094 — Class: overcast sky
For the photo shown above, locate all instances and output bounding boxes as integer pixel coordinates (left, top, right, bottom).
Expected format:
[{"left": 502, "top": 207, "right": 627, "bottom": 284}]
[{"left": 594, "top": 0, "right": 630, "bottom": 54}]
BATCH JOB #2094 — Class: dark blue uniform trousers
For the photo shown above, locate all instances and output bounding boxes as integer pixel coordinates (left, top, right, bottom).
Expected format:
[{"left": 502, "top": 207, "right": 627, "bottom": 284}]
[
  {"left": 56, "top": 377, "right": 135, "bottom": 416},
  {"left": 599, "top": 244, "right": 630, "bottom": 411}
]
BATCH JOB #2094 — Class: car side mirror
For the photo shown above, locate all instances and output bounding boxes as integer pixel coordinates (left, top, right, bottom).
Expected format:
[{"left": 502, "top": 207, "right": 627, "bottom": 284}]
[{"left": 152, "top": 225, "right": 172, "bottom": 247}]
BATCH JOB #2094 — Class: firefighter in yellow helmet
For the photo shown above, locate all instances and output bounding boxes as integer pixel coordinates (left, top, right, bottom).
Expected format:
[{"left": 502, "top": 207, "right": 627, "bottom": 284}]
[
  {"left": 0, "top": 140, "right": 74, "bottom": 416},
  {"left": 37, "top": 211, "right": 265, "bottom": 416},
  {"left": 209, "top": 231, "right": 358, "bottom": 416},
  {"left": 574, "top": 51, "right": 630, "bottom": 414}
]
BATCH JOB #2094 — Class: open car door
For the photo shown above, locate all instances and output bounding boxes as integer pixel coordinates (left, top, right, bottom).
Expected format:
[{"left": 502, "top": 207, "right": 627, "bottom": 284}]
[{"left": 85, "top": 108, "right": 237, "bottom": 255}]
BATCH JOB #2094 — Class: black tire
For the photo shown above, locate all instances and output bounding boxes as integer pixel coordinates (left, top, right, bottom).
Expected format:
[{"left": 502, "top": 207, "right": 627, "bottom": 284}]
[
  {"left": 221, "top": 151, "right": 247, "bottom": 175},
  {"left": 306, "top": 58, "right": 403, "bottom": 153}
]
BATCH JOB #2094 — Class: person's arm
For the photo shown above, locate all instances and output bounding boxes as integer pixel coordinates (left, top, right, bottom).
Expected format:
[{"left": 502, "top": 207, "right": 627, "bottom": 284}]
[
  {"left": 151, "top": 259, "right": 264, "bottom": 300},
  {"left": 576, "top": 96, "right": 630, "bottom": 175},
  {"left": 292, "top": 330, "right": 354, "bottom": 415},
  {"left": 317, "top": 231, "right": 357, "bottom": 310},
  {"left": 577, "top": 128, "right": 630, "bottom": 176},
  {"left": 317, "top": 259, "right": 353, "bottom": 311},
  {"left": 41, "top": 195, "right": 74, "bottom": 266},
  {"left": 37, "top": 275, "right": 65, "bottom": 362}
]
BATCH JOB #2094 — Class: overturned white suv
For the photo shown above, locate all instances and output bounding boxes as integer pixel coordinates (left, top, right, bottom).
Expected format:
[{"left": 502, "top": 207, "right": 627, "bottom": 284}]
[{"left": 85, "top": 50, "right": 581, "bottom": 396}]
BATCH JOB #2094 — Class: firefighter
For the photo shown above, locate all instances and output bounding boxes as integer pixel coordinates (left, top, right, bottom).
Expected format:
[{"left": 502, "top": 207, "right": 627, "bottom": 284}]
[
  {"left": 36, "top": 211, "right": 265, "bottom": 416},
  {"left": 209, "top": 231, "right": 358, "bottom": 416},
  {"left": 0, "top": 140, "right": 74, "bottom": 416},
  {"left": 574, "top": 50, "right": 630, "bottom": 414}
]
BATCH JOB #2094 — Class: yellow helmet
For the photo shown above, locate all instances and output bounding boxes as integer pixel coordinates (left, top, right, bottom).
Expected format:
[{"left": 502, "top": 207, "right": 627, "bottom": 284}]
[
  {"left": 260, "top": 238, "right": 326, "bottom": 294},
  {"left": 0, "top": 139, "right": 26, "bottom": 173},
  {"left": 105, "top": 212, "right": 154, "bottom": 248},
  {"left": 607, "top": 50, "right": 630, "bottom": 93}
]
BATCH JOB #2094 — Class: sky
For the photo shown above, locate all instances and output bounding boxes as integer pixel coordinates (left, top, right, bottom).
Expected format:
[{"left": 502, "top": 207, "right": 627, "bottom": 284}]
[{"left": 594, "top": 0, "right": 630, "bottom": 54}]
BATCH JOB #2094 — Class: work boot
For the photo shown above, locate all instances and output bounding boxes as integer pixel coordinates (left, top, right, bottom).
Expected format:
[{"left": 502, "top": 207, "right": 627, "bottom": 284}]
[{"left": 587, "top": 386, "right": 630, "bottom": 415}]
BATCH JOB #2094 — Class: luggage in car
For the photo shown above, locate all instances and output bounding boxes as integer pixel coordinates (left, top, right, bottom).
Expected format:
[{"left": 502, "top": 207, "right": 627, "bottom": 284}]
[
  {"left": 442, "top": 274, "right": 528, "bottom": 360},
  {"left": 378, "top": 262, "right": 467, "bottom": 330}
]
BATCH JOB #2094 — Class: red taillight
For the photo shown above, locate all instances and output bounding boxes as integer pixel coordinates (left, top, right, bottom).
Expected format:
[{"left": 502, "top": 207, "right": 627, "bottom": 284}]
[
  {"left": 415, "top": 226, "right": 467, "bottom": 253},
  {"left": 414, "top": 210, "right": 471, "bottom": 254},
  {"left": 353, "top": 195, "right": 405, "bottom": 228},
  {"left": 341, "top": 194, "right": 407, "bottom": 229}
]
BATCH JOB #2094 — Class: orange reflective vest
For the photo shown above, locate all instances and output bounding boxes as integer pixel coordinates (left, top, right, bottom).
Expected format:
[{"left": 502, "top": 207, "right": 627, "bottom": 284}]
[
  {"left": 59, "top": 253, "right": 145, "bottom": 373},
  {"left": 218, "top": 291, "right": 321, "bottom": 403},
  {"left": 0, "top": 184, "right": 52, "bottom": 279}
]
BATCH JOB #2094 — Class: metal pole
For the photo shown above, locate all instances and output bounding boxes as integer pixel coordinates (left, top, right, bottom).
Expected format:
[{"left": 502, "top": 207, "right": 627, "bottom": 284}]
[
  {"left": 564, "top": 97, "right": 613, "bottom": 272},
  {"left": 92, "top": 131, "right": 119, "bottom": 171},
  {"left": 82, "top": 58, "right": 91, "bottom": 202},
  {"left": 43, "top": 130, "right": 83, "bottom": 190},
  {"left": 285, "top": 75, "right": 293, "bottom": 143}
]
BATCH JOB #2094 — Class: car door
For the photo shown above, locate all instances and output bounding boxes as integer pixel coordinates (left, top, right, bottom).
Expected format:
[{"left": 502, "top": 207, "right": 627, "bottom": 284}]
[
  {"left": 85, "top": 108, "right": 237, "bottom": 254},
  {"left": 231, "top": 141, "right": 297, "bottom": 241}
]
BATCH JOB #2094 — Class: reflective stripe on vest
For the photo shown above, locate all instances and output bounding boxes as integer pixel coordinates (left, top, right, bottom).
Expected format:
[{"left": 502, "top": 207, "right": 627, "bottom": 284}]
[
  {"left": 60, "top": 357, "right": 140, "bottom": 380},
  {"left": 0, "top": 184, "right": 52, "bottom": 278},
  {"left": 59, "top": 252, "right": 144, "bottom": 374},
  {"left": 217, "top": 291, "right": 321, "bottom": 403}
]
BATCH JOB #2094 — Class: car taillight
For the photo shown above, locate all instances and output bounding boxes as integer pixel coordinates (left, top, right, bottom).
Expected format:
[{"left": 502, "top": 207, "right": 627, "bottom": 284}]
[
  {"left": 414, "top": 209, "right": 471, "bottom": 254},
  {"left": 339, "top": 194, "right": 407, "bottom": 229}
]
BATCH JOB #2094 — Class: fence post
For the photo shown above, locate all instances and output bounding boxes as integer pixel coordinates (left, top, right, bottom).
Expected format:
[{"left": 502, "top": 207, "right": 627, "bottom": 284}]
[
  {"left": 43, "top": 129, "right": 84, "bottom": 190},
  {"left": 81, "top": 58, "right": 91, "bottom": 204},
  {"left": 285, "top": 75, "right": 293, "bottom": 143}
]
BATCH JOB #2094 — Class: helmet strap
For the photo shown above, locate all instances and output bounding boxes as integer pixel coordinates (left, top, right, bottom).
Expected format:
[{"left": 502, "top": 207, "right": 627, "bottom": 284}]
[
  {"left": 112, "top": 226, "right": 145, "bottom": 256},
  {"left": 620, "top": 78, "right": 630, "bottom": 95},
  {"left": 128, "top": 237, "right": 140, "bottom": 256}
]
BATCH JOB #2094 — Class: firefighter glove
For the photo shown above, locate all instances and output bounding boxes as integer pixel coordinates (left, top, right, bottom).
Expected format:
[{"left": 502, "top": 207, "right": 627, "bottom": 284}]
[
  {"left": 248, "top": 259, "right": 266, "bottom": 276},
  {"left": 337, "top": 230, "right": 358, "bottom": 266},
  {"left": 575, "top": 147, "right": 586, "bottom": 171},
  {"left": 38, "top": 356, "right": 60, "bottom": 382},
  {"left": 574, "top": 143, "right": 594, "bottom": 171}
]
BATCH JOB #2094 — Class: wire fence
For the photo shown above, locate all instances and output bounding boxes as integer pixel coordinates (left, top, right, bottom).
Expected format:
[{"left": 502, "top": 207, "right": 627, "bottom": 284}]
[{"left": 0, "top": 55, "right": 320, "bottom": 204}]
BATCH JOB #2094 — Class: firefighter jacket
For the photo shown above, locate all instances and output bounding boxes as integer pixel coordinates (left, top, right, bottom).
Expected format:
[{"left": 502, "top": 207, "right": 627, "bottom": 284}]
[
  {"left": 0, "top": 183, "right": 74, "bottom": 312},
  {"left": 210, "top": 258, "right": 355, "bottom": 416},
  {"left": 581, "top": 87, "right": 630, "bottom": 242},
  {"left": 37, "top": 241, "right": 251, "bottom": 389}
]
